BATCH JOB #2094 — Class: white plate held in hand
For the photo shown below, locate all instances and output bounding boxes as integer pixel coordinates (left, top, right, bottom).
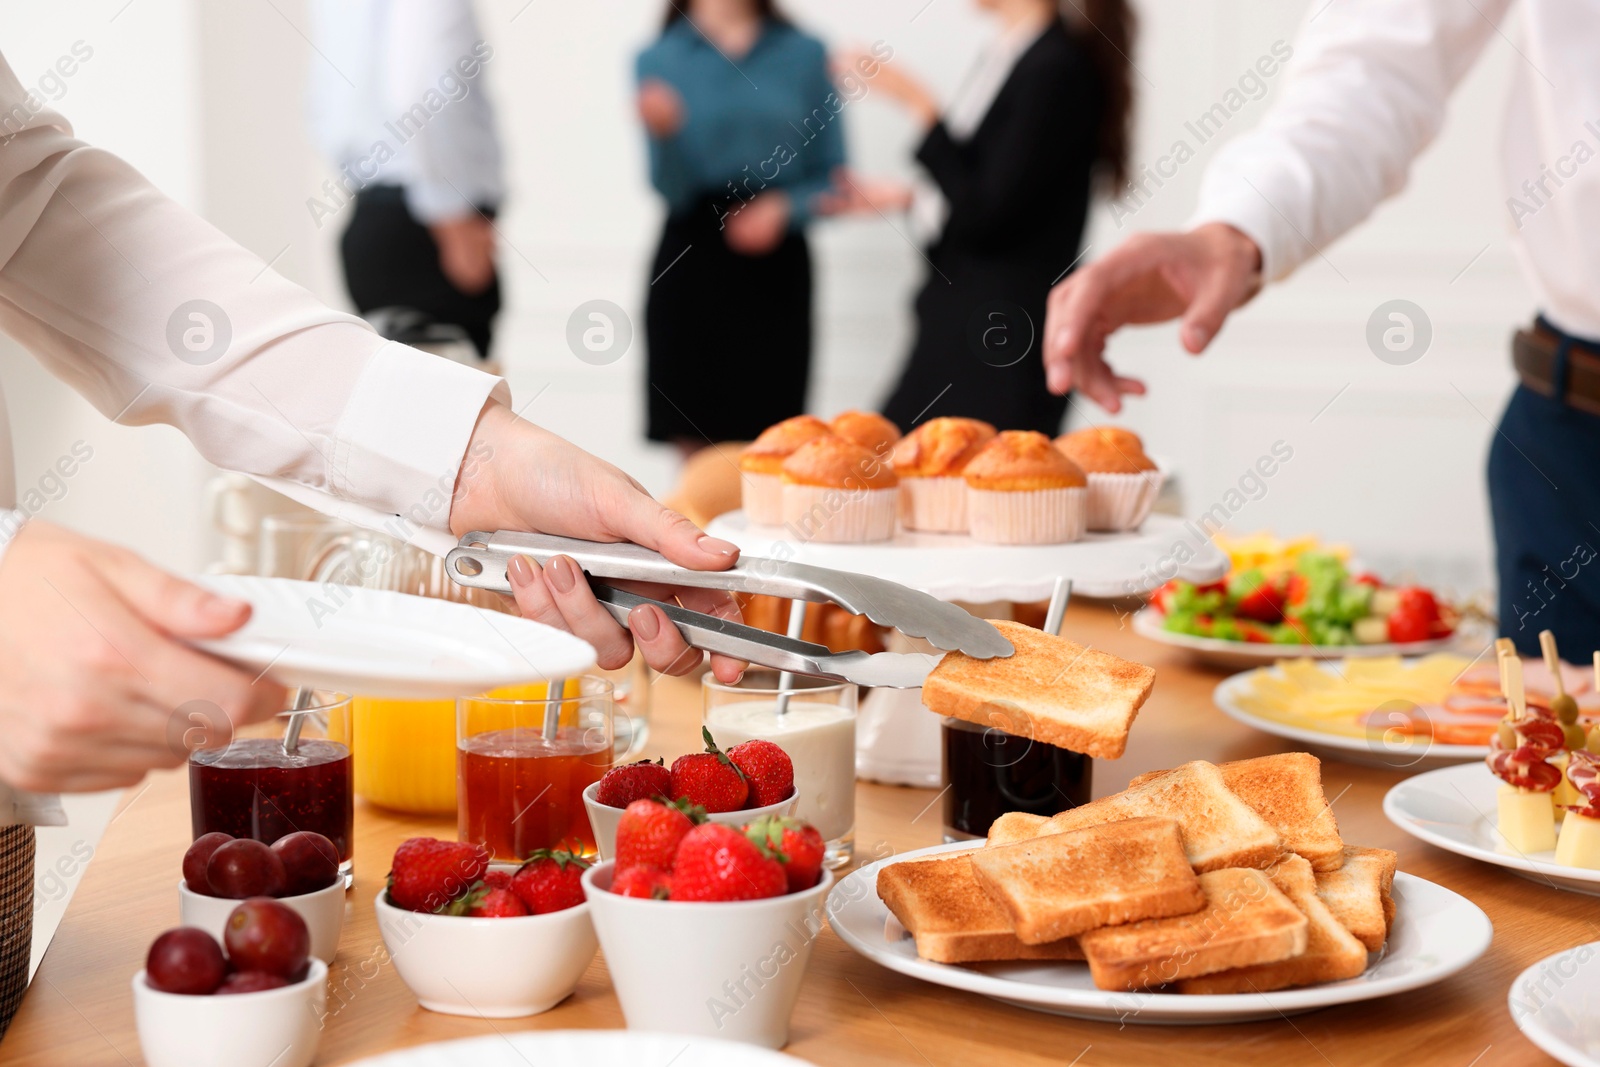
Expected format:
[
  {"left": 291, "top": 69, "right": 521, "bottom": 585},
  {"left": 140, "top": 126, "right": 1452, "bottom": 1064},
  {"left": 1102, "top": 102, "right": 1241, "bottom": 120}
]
[
  {"left": 829, "top": 841, "right": 1491, "bottom": 1024},
  {"left": 190, "top": 575, "right": 595, "bottom": 698}
]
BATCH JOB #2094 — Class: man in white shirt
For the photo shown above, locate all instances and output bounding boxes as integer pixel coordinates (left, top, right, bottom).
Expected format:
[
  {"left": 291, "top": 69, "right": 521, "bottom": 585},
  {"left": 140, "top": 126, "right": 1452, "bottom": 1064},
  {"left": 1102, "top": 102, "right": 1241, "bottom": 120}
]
[
  {"left": 307, "top": 0, "right": 505, "bottom": 358},
  {"left": 0, "top": 50, "right": 741, "bottom": 1033},
  {"left": 1041, "top": 0, "right": 1600, "bottom": 657}
]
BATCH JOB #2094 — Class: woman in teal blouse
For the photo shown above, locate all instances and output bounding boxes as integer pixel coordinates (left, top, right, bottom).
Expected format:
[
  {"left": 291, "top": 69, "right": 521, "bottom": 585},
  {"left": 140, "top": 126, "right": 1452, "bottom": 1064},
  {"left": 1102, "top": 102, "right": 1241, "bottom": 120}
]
[{"left": 636, "top": 0, "right": 845, "bottom": 453}]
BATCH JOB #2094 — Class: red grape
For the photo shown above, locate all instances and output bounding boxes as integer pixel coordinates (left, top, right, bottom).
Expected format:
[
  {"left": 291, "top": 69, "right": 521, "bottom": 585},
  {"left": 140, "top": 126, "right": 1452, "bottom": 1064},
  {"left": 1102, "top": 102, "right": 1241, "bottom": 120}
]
[
  {"left": 270, "top": 831, "right": 340, "bottom": 896},
  {"left": 215, "top": 970, "right": 289, "bottom": 995},
  {"left": 207, "top": 839, "right": 286, "bottom": 899},
  {"left": 145, "top": 927, "right": 227, "bottom": 995},
  {"left": 223, "top": 898, "right": 310, "bottom": 979},
  {"left": 182, "top": 833, "right": 234, "bottom": 896}
]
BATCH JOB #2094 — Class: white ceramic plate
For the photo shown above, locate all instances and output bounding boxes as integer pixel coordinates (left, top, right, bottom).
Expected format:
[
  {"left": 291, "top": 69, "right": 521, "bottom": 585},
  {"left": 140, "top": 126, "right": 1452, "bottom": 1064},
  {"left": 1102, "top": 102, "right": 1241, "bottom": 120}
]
[
  {"left": 343, "top": 1031, "right": 809, "bottom": 1066},
  {"left": 1509, "top": 941, "right": 1600, "bottom": 1067},
  {"left": 829, "top": 841, "right": 1491, "bottom": 1024},
  {"left": 705, "top": 512, "right": 1227, "bottom": 603},
  {"left": 1384, "top": 762, "right": 1600, "bottom": 896},
  {"left": 1134, "top": 608, "right": 1459, "bottom": 671},
  {"left": 190, "top": 575, "right": 595, "bottom": 698},
  {"left": 1213, "top": 666, "right": 1487, "bottom": 771}
]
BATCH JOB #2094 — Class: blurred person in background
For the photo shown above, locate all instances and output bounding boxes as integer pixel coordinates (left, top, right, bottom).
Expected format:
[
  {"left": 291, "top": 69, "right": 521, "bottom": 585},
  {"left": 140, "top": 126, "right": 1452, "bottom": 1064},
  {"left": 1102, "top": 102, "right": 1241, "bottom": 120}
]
[
  {"left": 1038, "top": 1, "right": 1600, "bottom": 655},
  {"left": 0, "top": 46, "right": 744, "bottom": 1034},
  {"left": 847, "top": 0, "right": 1135, "bottom": 434},
  {"left": 308, "top": 0, "right": 505, "bottom": 360},
  {"left": 636, "top": 0, "right": 846, "bottom": 457}
]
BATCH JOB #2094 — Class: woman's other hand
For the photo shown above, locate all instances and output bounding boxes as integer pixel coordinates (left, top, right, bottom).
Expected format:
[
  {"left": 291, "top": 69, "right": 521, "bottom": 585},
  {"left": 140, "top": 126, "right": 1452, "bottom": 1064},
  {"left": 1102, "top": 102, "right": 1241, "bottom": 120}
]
[
  {"left": 428, "top": 215, "right": 497, "bottom": 296},
  {"left": 0, "top": 523, "right": 287, "bottom": 794},
  {"left": 722, "top": 191, "right": 792, "bottom": 256},
  {"left": 638, "top": 78, "right": 686, "bottom": 138},
  {"left": 833, "top": 50, "right": 937, "bottom": 128}
]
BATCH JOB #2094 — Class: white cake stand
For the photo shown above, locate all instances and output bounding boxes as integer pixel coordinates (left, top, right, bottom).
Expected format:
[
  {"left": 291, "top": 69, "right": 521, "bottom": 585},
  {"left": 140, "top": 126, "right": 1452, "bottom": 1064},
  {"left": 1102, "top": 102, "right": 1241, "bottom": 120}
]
[{"left": 705, "top": 512, "right": 1228, "bottom": 793}]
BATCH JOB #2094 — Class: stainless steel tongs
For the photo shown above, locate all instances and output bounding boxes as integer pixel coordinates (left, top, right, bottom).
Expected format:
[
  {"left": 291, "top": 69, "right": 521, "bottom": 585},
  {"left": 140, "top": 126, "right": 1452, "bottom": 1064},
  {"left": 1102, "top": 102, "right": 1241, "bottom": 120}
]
[{"left": 444, "top": 531, "right": 1013, "bottom": 688}]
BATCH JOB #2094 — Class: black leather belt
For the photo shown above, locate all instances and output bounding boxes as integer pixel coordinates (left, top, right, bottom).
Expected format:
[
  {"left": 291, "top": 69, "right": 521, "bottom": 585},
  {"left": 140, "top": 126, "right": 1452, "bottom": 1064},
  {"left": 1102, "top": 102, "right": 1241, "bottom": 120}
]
[{"left": 1513, "top": 317, "right": 1600, "bottom": 417}]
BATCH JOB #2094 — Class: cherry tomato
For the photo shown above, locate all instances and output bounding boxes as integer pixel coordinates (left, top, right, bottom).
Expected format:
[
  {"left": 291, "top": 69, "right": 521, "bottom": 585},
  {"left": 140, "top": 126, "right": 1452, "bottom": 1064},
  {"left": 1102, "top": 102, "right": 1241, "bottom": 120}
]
[
  {"left": 1387, "top": 606, "right": 1433, "bottom": 644},
  {"left": 1353, "top": 573, "right": 1383, "bottom": 588},
  {"left": 1394, "top": 586, "right": 1441, "bottom": 623}
]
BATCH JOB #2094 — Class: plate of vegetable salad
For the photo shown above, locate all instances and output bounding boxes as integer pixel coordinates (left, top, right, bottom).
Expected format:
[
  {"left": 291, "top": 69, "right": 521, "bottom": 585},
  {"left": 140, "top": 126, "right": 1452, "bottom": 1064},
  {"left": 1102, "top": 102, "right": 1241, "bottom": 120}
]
[{"left": 1135, "top": 548, "right": 1458, "bottom": 669}]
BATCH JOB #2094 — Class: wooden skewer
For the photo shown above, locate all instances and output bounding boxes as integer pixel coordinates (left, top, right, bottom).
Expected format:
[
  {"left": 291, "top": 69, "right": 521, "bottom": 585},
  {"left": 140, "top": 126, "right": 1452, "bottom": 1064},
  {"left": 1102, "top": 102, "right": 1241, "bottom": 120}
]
[
  {"left": 1594, "top": 650, "right": 1599, "bottom": 695},
  {"left": 1505, "top": 654, "right": 1526, "bottom": 720},
  {"left": 1497, "top": 641, "right": 1514, "bottom": 712},
  {"left": 1541, "top": 630, "right": 1567, "bottom": 699}
]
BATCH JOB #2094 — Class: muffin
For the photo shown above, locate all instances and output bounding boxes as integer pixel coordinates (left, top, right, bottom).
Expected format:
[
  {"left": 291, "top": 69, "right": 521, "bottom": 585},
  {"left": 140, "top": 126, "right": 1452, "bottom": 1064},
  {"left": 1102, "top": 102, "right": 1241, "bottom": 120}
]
[
  {"left": 964, "top": 430, "right": 1087, "bottom": 544},
  {"left": 1054, "top": 427, "right": 1164, "bottom": 532},
  {"left": 830, "top": 410, "right": 901, "bottom": 457},
  {"left": 890, "top": 417, "right": 997, "bottom": 533},
  {"left": 780, "top": 436, "right": 899, "bottom": 543},
  {"left": 738, "top": 416, "right": 834, "bottom": 525}
]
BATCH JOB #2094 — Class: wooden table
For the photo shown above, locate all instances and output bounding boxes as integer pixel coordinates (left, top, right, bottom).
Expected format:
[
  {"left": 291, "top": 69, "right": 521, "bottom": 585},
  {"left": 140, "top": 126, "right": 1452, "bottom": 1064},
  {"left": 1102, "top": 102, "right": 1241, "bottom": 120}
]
[{"left": 1, "top": 603, "right": 1580, "bottom": 1065}]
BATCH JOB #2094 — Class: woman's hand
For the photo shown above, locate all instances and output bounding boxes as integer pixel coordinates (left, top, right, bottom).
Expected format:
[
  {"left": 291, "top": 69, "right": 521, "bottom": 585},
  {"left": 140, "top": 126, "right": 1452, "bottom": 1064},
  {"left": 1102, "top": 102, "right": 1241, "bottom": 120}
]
[
  {"left": 1041, "top": 224, "right": 1264, "bottom": 411},
  {"left": 638, "top": 78, "right": 686, "bottom": 139},
  {"left": 0, "top": 523, "right": 287, "bottom": 794},
  {"left": 449, "top": 404, "right": 746, "bottom": 682},
  {"left": 428, "top": 215, "right": 497, "bottom": 296},
  {"left": 723, "top": 191, "right": 791, "bottom": 256},
  {"left": 813, "top": 167, "right": 914, "bottom": 216},
  {"left": 834, "top": 50, "right": 937, "bottom": 127}
]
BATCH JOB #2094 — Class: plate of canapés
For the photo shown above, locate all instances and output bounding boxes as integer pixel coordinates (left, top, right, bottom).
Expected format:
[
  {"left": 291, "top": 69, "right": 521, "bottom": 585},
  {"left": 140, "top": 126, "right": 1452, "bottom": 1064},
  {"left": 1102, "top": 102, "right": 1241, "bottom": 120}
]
[
  {"left": 1384, "top": 637, "right": 1600, "bottom": 895},
  {"left": 1135, "top": 533, "right": 1463, "bottom": 669}
]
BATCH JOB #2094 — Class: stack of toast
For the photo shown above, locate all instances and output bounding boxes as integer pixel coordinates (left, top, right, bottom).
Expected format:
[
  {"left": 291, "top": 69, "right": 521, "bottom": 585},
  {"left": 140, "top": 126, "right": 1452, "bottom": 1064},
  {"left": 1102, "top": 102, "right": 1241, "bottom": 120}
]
[{"left": 878, "top": 752, "right": 1399, "bottom": 993}]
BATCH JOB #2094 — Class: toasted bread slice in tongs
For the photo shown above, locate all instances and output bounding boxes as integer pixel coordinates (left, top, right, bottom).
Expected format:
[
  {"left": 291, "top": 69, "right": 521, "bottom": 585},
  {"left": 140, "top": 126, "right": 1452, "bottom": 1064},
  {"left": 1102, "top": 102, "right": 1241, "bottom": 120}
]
[{"left": 445, "top": 531, "right": 1013, "bottom": 687}]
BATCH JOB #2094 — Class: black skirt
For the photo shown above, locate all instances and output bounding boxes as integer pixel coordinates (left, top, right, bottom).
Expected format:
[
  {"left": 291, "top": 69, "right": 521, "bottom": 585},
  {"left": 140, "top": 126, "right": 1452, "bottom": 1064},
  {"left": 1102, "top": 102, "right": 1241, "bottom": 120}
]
[
  {"left": 645, "top": 201, "right": 812, "bottom": 444},
  {"left": 881, "top": 251, "right": 1069, "bottom": 435}
]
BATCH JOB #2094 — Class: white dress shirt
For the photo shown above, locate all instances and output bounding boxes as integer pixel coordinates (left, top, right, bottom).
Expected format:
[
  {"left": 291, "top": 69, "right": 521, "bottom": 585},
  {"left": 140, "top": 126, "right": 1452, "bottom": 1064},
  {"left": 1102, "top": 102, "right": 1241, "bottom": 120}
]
[
  {"left": 306, "top": 0, "right": 504, "bottom": 224},
  {"left": 0, "top": 50, "right": 509, "bottom": 824},
  {"left": 1190, "top": 0, "right": 1600, "bottom": 338}
]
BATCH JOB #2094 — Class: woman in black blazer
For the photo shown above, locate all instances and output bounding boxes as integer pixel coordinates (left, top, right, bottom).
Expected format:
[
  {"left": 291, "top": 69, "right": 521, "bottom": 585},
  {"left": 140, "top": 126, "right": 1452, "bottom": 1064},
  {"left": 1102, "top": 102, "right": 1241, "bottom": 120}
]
[{"left": 865, "top": 0, "right": 1135, "bottom": 434}]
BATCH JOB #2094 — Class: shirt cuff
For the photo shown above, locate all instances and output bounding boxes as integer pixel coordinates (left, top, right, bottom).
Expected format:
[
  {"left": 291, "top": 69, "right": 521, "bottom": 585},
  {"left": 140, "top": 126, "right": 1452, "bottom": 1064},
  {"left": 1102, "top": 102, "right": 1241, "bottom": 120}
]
[
  {"left": 330, "top": 343, "right": 510, "bottom": 534},
  {"left": 0, "top": 783, "right": 66, "bottom": 828},
  {"left": 1186, "top": 189, "right": 1291, "bottom": 285},
  {"left": 404, "top": 182, "right": 481, "bottom": 226},
  {"left": 0, "top": 508, "right": 25, "bottom": 573}
]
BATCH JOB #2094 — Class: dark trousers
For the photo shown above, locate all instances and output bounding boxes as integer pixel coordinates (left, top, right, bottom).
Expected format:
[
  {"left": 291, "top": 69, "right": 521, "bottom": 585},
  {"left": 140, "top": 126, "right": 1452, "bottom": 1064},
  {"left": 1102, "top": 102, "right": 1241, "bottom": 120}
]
[
  {"left": 1489, "top": 355, "right": 1600, "bottom": 655},
  {"left": 340, "top": 185, "right": 501, "bottom": 359},
  {"left": 0, "top": 826, "right": 33, "bottom": 1038}
]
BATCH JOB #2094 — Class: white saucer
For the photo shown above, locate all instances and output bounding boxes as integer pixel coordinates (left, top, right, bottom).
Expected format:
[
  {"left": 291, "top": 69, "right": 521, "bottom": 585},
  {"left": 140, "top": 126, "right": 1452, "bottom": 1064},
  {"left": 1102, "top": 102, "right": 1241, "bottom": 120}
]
[
  {"left": 1213, "top": 666, "right": 1487, "bottom": 771},
  {"left": 343, "top": 1031, "right": 808, "bottom": 1066},
  {"left": 1509, "top": 941, "right": 1600, "bottom": 1067},
  {"left": 1134, "top": 608, "right": 1459, "bottom": 670},
  {"left": 828, "top": 841, "right": 1491, "bottom": 1024},
  {"left": 1384, "top": 762, "right": 1600, "bottom": 896},
  {"left": 190, "top": 575, "right": 595, "bottom": 698}
]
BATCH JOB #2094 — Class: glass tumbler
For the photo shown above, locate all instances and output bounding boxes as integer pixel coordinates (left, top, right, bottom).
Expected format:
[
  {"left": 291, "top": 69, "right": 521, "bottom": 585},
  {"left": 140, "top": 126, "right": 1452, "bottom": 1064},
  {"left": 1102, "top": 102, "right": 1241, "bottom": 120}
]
[
  {"left": 188, "top": 691, "right": 356, "bottom": 886},
  {"left": 457, "top": 678, "right": 614, "bottom": 861},
  {"left": 703, "top": 671, "right": 858, "bottom": 869}
]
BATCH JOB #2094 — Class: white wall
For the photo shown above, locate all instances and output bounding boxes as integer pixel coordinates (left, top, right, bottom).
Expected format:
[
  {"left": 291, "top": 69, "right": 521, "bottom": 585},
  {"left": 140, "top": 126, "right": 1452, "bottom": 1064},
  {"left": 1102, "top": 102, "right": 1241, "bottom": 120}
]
[{"left": 1, "top": 0, "right": 1527, "bottom": 597}]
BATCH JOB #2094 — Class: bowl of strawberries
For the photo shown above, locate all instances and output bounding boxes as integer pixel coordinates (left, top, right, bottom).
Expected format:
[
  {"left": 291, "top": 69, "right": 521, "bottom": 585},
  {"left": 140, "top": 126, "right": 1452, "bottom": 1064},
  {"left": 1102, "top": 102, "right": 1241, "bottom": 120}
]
[
  {"left": 374, "top": 837, "right": 598, "bottom": 1017},
  {"left": 583, "top": 728, "right": 799, "bottom": 861},
  {"left": 581, "top": 799, "right": 833, "bottom": 1049}
]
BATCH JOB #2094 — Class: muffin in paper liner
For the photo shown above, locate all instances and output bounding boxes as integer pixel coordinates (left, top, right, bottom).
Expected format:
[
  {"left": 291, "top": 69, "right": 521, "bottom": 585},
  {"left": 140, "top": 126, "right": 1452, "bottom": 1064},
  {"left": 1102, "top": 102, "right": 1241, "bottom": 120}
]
[
  {"left": 1085, "top": 469, "right": 1165, "bottom": 532},
  {"left": 898, "top": 475, "right": 968, "bottom": 533},
  {"left": 967, "top": 486, "right": 1087, "bottom": 545},
  {"left": 781, "top": 484, "right": 898, "bottom": 543},
  {"left": 742, "top": 472, "right": 783, "bottom": 526}
]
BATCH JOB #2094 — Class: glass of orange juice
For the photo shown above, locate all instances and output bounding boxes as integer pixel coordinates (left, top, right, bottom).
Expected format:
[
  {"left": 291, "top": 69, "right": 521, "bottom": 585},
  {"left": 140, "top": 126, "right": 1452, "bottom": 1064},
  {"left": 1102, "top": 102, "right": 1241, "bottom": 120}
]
[{"left": 456, "top": 679, "right": 614, "bottom": 861}]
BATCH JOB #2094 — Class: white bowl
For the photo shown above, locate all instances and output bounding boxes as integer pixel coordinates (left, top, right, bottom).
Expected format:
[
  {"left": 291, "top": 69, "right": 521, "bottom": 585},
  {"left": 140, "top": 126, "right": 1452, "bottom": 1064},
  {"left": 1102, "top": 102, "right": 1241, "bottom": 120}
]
[
  {"left": 180, "top": 880, "right": 345, "bottom": 964},
  {"left": 582, "top": 861, "right": 834, "bottom": 1048},
  {"left": 582, "top": 782, "right": 800, "bottom": 861},
  {"left": 373, "top": 864, "right": 598, "bottom": 1018},
  {"left": 132, "top": 957, "right": 327, "bottom": 1067}
]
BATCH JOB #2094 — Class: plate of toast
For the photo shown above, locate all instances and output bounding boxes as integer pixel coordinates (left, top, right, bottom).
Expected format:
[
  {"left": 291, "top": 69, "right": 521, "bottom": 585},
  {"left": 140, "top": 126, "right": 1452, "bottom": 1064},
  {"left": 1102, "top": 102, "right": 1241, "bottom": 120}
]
[
  {"left": 832, "top": 754, "right": 1492, "bottom": 1023},
  {"left": 1384, "top": 762, "right": 1600, "bottom": 896}
]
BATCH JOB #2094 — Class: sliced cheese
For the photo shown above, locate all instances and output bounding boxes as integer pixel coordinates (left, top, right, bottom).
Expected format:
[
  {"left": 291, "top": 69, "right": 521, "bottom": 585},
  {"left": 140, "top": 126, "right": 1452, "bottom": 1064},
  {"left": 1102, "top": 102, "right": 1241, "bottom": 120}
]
[
  {"left": 1497, "top": 784, "right": 1556, "bottom": 855},
  {"left": 1555, "top": 811, "right": 1600, "bottom": 869}
]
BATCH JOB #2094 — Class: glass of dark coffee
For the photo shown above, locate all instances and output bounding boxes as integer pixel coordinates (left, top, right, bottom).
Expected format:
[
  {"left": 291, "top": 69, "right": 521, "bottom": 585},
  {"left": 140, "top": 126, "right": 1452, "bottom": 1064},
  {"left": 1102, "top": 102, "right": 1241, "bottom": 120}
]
[{"left": 941, "top": 715, "right": 1091, "bottom": 842}]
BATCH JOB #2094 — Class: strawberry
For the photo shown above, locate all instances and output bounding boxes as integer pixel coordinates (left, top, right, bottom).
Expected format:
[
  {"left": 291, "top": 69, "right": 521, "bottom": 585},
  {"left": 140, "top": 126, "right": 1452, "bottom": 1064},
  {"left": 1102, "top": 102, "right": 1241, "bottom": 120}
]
[
  {"left": 670, "top": 728, "right": 748, "bottom": 812},
  {"left": 447, "top": 884, "right": 528, "bottom": 917},
  {"left": 726, "top": 739, "right": 794, "bottom": 808},
  {"left": 611, "top": 866, "right": 673, "bottom": 899},
  {"left": 615, "top": 798, "right": 701, "bottom": 871},
  {"left": 746, "top": 815, "right": 824, "bottom": 893},
  {"left": 669, "top": 823, "right": 785, "bottom": 902},
  {"left": 596, "top": 758, "right": 673, "bottom": 809},
  {"left": 481, "top": 870, "right": 512, "bottom": 891},
  {"left": 387, "top": 837, "right": 490, "bottom": 913},
  {"left": 508, "top": 849, "right": 590, "bottom": 914}
]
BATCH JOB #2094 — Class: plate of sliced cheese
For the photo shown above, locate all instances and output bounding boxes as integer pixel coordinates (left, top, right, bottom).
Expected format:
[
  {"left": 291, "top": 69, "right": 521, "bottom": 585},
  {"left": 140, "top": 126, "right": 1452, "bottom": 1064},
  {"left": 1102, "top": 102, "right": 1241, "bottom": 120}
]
[
  {"left": 1384, "top": 762, "right": 1600, "bottom": 896},
  {"left": 830, "top": 754, "right": 1492, "bottom": 1024}
]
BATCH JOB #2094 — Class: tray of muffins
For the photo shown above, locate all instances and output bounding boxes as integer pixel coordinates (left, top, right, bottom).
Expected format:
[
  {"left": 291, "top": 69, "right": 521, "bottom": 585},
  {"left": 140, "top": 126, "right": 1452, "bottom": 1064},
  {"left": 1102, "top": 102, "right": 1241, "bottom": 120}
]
[{"left": 706, "top": 413, "right": 1227, "bottom": 603}]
